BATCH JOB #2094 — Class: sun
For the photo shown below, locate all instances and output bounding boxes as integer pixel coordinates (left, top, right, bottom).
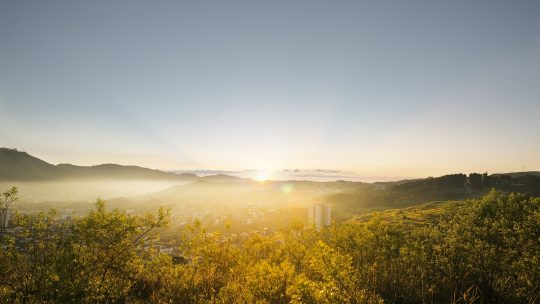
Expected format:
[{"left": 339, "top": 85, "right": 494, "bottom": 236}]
[{"left": 253, "top": 172, "right": 269, "bottom": 182}]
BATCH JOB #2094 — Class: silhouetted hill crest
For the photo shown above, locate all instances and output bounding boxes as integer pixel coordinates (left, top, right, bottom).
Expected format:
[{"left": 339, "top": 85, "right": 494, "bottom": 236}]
[{"left": 0, "top": 148, "right": 198, "bottom": 181}]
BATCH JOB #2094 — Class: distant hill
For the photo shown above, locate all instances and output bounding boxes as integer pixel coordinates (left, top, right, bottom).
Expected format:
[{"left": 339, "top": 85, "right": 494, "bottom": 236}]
[
  {"left": 0, "top": 148, "right": 62, "bottom": 180},
  {"left": 491, "top": 171, "right": 540, "bottom": 178},
  {"left": 201, "top": 174, "right": 245, "bottom": 182},
  {"left": 150, "top": 179, "right": 260, "bottom": 198},
  {"left": 325, "top": 172, "right": 540, "bottom": 215},
  {"left": 55, "top": 163, "right": 198, "bottom": 180},
  {"left": 0, "top": 148, "right": 199, "bottom": 181}
]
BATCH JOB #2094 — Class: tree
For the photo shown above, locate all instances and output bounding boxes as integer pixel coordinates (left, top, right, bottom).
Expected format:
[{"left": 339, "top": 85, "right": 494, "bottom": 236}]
[
  {"left": 0, "top": 186, "right": 17, "bottom": 233},
  {"left": 1, "top": 187, "right": 538, "bottom": 303},
  {"left": 468, "top": 173, "right": 483, "bottom": 190},
  {"left": 0, "top": 198, "right": 169, "bottom": 303}
]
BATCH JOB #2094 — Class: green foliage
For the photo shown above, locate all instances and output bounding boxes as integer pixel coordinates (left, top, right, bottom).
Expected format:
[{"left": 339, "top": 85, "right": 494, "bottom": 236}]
[
  {"left": 0, "top": 186, "right": 18, "bottom": 233},
  {"left": 416, "top": 191, "right": 540, "bottom": 302},
  {"left": 0, "top": 198, "right": 169, "bottom": 303},
  {"left": 1, "top": 189, "right": 538, "bottom": 303}
]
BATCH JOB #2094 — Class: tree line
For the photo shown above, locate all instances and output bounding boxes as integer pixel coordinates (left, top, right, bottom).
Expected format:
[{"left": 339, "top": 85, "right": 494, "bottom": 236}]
[{"left": 327, "top": 173, "right": 540, "bottom": 215}]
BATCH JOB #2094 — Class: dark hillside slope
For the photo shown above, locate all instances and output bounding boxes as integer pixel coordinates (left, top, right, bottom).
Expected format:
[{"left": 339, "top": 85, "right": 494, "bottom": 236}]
[
  {"left": 0, "top": 148, "right": 62, "bottom": 180},
  {"left": 326, "top": 172, "right": 540, "bottom": 214},
  {"left": 0, "top": 148, "right": 198, "bottom": 181}
]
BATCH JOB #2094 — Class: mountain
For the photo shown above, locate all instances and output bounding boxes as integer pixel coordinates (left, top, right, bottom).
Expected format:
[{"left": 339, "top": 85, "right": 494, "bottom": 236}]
[
  {"left": 0, "top": 148, "right": 62, "bottom": 180},
  {"left": 0, "top": 148, "right": 199, "bottom": 181}
]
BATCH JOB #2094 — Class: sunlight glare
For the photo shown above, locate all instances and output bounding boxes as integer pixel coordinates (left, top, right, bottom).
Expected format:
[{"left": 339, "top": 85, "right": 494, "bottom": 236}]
[{"left": 253, "top": 172, "right": 269, "bottom": 182}]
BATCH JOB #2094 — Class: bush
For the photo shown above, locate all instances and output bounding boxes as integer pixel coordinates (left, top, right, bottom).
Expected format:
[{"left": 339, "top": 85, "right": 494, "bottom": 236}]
[{"left": 1, "top": 190, "right": 538, "bottom": 303}]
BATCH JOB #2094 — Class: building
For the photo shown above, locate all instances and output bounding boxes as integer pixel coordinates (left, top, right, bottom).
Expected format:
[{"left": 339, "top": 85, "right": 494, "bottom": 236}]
[{"left": 308, "top": 204, "right": 331, "bottom": 229}]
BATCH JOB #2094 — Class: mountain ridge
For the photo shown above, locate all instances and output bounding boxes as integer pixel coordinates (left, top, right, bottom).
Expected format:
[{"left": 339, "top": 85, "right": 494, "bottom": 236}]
[
  {"left": 0, "top": 148, "right": 198, "bottom": 181},
  {"left": 2, "top": 147, "right": 540, "bottom": 183}
]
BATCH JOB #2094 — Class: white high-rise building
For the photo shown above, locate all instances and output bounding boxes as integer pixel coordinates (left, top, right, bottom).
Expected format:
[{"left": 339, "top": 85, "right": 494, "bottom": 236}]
[{"left": 308, "top": 204, "right": 331, "bottom": 228}]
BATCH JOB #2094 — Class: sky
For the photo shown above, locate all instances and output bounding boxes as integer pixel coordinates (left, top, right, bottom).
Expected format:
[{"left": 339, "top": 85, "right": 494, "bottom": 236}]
[{"left": 1, "top": 0, "right": 539, "bottom": 180}]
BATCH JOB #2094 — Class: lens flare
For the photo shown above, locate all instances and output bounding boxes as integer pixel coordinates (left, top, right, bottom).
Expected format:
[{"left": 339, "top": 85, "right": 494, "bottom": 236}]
[{"left": 281, "top": 183, "right": 294, "bottom": 194}]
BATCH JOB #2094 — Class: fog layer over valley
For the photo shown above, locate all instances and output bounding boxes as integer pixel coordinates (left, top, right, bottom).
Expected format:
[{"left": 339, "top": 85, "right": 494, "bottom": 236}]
[
  {"left": 2, "top": 148, "right": 540, "bottom": 232},
  {"left": 0, "top": 180, "right": 189, "bottom": 205}
]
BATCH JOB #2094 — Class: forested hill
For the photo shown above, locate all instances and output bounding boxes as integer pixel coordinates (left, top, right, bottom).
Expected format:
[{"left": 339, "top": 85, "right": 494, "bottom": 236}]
[
  {"left": 326, "top": 172, "right": 540, "bottom": 214},
  {"left": 0, "top": 148, "right": 198, "bottom": 181}
]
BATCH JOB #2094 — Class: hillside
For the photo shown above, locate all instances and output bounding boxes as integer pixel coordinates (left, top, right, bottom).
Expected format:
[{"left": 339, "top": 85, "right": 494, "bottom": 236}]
[
  {"left": 0, "top": 148, "right": 198, "bottom": 181},
  {"left": 0, "top": 148, "right": 62, "bottom": 180},
  {"left": 325, "top": 172, "right": 540, "bottom": 217},
  {"left": 492, "top": 171, "right": 540, "bottom": 178}
]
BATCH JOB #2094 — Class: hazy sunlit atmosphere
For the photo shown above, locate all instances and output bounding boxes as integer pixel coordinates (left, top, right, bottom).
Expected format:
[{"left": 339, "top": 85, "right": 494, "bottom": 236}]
[
  {"left": 2, "top": 0, "right": 540, "bottom": 180},
  {"left": 1, "top": 1, "right": 539, "bottom": 303}
]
